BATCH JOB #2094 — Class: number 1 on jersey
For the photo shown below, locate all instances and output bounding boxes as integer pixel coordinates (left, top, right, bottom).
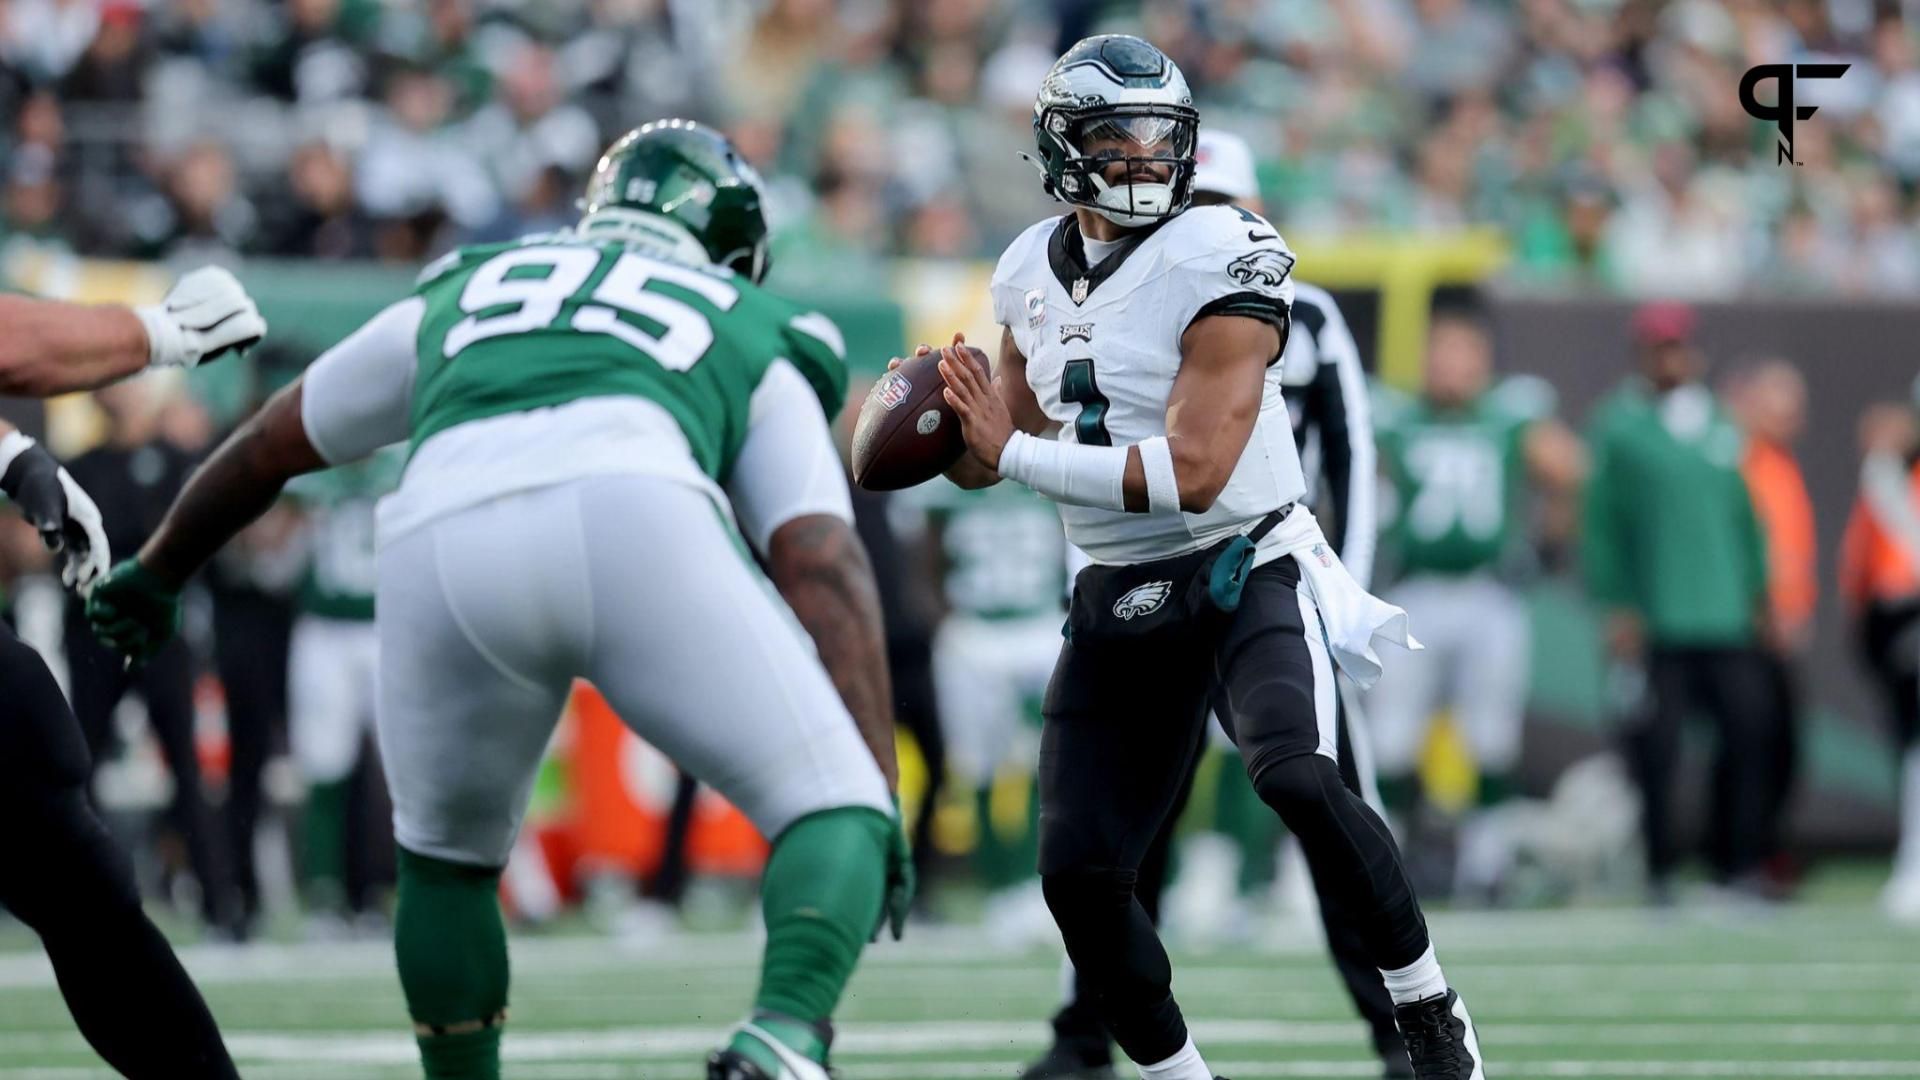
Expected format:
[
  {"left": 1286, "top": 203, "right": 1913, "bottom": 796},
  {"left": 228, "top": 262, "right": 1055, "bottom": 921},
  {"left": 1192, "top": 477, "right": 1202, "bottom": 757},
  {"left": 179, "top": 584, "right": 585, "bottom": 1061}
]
[{"left": 1060, "top": 358, "right": 1112, "bottom": 446}]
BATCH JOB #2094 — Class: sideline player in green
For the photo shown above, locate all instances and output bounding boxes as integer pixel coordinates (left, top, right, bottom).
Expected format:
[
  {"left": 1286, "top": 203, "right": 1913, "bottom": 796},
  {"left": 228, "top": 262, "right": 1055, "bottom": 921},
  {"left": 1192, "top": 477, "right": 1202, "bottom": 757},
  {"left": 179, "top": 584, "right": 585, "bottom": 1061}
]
[
  {"left": 86, "top": 120, "right": 912, "bottom": 1080},
  {"left": 282, "top": 444, "right": 404, "bottom": 929},
  {"left": 1369, "top": 314, "right": 1583, "bottom": 896},
  {"left": 904, "top": 474, "right": 1065, "bottom": 929}
]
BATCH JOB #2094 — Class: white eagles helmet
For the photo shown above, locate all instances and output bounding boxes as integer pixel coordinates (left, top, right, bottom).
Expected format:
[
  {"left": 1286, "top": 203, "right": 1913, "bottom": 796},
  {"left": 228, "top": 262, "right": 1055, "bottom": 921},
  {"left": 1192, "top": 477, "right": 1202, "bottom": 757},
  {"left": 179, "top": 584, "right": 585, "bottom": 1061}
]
[{"left": 1029, "top": 35, "right": 1199, "bottom": 228}]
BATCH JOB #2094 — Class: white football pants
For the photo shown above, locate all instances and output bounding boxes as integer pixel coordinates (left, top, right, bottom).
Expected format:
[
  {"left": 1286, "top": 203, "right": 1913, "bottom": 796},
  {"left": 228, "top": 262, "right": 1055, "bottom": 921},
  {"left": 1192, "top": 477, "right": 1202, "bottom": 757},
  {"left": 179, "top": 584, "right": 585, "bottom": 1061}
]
[{"left": 375, "top": 474, "right": 892, "bottom": 867}]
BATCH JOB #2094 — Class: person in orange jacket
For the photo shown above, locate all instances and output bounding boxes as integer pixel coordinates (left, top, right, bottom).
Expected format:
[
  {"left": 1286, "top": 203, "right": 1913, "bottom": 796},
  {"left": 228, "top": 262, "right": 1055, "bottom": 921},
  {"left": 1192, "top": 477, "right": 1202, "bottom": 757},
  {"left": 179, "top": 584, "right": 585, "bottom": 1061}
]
[
  {"left": 1838, "top": 397, "right": 1920, "bottom": 922},
  {"left": 1726, "top": 359, "right": 1816, "bottom": 891}
]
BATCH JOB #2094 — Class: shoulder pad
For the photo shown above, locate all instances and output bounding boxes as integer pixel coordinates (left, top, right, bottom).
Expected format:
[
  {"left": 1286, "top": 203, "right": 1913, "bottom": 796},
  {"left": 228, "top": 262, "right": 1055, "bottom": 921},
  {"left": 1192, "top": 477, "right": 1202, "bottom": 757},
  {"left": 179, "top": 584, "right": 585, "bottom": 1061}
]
[{"left": 992, "top": 215, "right": 1069, "bottom": 289}]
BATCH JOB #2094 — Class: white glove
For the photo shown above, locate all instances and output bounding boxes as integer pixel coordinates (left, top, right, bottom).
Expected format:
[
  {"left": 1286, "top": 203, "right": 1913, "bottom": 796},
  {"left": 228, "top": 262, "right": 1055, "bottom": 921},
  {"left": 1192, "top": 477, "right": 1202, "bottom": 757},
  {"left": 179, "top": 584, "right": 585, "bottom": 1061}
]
[
  {"left": 135, "top": 266, "right": 268, "bottom": 369},
  {"left": 0, "top": 431, "right": 111, "bottom": 594}
]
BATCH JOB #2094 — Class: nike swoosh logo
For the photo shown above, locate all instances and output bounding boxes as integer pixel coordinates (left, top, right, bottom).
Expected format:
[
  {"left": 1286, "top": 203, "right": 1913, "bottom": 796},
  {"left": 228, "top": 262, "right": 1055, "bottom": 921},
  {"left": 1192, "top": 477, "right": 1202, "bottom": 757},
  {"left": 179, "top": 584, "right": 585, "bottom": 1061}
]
[{"left": 1248, "top": 231, "right": 1278, "bottom": 242}]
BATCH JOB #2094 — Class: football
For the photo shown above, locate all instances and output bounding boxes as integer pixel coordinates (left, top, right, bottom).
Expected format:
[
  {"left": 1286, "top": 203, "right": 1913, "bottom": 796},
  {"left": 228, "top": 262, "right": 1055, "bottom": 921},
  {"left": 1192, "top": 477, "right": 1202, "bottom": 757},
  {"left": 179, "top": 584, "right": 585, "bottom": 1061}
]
[{"left": 849, "top": 345, "right": 979, "bottom": 490}]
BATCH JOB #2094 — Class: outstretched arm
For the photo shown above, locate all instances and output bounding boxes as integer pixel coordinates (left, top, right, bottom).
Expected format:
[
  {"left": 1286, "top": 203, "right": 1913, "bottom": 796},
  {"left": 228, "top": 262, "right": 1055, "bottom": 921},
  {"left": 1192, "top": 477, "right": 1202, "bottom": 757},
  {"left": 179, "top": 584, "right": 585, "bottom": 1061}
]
[
  {"left": 0, "top": 297, "right": 148, "bottom": 397},
  {"left": 0, "top": 268, "right": 265, "bottom": 397},
  {"left": 89, "top": 297, "right": 418, "bottom": 660},
  {"left": 138, "top": 381, "right": 324, "bottom": 587}
]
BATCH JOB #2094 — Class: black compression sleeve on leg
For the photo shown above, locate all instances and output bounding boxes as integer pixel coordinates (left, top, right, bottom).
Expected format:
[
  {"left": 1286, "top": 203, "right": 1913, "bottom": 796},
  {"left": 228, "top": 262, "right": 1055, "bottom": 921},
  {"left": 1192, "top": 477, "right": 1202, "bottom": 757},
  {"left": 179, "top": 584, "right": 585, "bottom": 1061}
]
[{"left": 1249, "top": 752, "right": 1432, "bottom": 970}]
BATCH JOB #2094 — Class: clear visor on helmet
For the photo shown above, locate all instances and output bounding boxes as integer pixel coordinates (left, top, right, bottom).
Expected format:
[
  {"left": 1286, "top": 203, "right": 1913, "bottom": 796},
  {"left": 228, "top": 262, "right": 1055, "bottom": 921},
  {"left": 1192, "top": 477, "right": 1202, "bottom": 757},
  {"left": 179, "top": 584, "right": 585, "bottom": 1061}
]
[{"left": 1070, "top": 114, "right": 1194, "bottom": 161}]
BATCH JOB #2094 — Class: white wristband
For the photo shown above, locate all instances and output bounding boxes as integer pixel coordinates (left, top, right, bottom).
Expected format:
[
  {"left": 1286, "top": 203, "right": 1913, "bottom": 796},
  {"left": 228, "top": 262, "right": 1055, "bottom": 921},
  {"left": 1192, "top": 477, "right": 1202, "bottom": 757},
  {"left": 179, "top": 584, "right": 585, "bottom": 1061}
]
[
  {"left": 999, "top": 430, "right": 1130, "bottom": 511},
  {"left": 1137, "top": 436, "right": 1181, "bottom": 516}
]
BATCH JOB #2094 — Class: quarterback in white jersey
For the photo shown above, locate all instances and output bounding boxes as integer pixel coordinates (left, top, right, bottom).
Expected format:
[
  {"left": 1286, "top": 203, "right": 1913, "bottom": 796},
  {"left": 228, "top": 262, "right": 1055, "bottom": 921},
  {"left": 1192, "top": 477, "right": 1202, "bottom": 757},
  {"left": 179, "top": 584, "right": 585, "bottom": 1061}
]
[{"left": 915, "top": 35, "right": 1487, "bottom": 1080}]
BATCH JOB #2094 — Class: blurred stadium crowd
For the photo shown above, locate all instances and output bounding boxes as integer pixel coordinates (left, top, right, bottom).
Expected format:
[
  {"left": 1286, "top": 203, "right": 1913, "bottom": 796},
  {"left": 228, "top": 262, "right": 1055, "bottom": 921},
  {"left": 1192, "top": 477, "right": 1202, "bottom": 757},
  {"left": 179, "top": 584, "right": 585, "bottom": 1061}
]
[{"left": 6, "top": 0, "right": 1920, "bottom": 295}]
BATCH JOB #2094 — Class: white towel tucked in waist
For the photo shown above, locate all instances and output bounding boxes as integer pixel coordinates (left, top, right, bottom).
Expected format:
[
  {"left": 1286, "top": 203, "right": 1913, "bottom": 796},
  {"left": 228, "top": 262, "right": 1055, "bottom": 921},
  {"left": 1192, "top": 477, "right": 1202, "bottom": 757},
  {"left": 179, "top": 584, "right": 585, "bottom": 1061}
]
[{"left": 1252, "top": 505, "right": 1421, "bottom": 688}]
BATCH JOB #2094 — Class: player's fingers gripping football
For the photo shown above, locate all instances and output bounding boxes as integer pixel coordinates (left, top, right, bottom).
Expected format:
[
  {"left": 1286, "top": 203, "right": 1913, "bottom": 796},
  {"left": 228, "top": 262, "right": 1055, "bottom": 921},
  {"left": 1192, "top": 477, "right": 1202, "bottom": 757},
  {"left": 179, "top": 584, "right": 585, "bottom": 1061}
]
[
  {"left": 939, "top": 346, "right": 1011, "bottom": 470},
  {"left": 887, "top": 332, "right": 962, "bottom": 372}
]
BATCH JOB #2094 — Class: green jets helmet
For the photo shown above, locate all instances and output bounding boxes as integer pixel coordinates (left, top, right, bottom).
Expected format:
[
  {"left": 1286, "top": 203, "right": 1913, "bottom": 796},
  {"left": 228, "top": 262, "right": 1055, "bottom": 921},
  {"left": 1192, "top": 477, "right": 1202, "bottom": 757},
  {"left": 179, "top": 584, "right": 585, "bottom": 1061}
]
[
  {"left": 1029, "top": 35, "right": 1198, "bottom": 228},
  {"left": 579, "top": 119, "right": 772, "bottom": 282}
]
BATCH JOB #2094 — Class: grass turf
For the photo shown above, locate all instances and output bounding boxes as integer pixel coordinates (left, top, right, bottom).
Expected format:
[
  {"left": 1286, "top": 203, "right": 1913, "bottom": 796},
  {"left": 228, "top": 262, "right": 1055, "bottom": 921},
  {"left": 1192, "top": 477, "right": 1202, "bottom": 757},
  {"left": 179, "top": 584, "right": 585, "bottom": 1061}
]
[{"left": 0, "top": 882, "right": 1917, "bottom": 1078}]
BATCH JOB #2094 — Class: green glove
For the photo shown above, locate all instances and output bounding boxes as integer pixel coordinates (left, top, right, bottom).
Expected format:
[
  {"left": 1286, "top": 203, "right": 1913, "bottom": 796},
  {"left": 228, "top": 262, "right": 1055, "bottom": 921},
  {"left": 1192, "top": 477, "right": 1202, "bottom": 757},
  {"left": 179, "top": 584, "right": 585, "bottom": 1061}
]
[
  {"left": 86, "top": 559, "right": 183, "bottom": 664},
  {"left": 874, "top": 796, "right": 916, "bottom": 943}
]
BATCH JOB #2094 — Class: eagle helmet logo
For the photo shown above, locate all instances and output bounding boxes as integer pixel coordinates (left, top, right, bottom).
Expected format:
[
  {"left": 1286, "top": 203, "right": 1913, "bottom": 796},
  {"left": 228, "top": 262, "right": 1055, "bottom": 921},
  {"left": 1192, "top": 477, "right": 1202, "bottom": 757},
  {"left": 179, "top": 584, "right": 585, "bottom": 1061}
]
[{"left": 1113, "top": 580, "right": 1173, "bottom": 620}]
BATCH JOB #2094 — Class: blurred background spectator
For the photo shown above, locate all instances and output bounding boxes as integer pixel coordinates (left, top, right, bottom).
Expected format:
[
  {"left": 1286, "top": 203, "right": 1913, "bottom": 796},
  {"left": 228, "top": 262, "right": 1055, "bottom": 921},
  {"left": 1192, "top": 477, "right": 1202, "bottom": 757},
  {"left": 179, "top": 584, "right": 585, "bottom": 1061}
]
[{"left": 0, "top": 0, "right": 1913, "bottom": 295}]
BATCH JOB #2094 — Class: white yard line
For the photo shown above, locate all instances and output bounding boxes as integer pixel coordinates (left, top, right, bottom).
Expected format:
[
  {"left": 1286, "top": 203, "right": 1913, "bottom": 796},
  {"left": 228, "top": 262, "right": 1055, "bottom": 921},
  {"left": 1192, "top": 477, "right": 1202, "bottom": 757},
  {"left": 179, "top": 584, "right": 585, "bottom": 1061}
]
[{"left": 1, "top": 1019, "right": 1912, "bottom": 1064}]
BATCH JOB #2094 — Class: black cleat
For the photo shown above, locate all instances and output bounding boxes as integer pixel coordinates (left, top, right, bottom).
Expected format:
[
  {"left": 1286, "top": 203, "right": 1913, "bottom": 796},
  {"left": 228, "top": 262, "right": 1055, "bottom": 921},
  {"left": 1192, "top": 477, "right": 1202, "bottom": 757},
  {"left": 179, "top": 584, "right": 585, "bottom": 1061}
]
[
  {"left": 1393, "top": 989, "right": 1486, "bottom": 1079},
  {"left": 1018, "top": 1042, "right": 1116, "bottom": 1080},
  {"left": 707, "top": 1049, "right": 774, "bottom": 1080},
  {"left": 1374, "top": 1019, "right": 1415, "bottom": 1077}
]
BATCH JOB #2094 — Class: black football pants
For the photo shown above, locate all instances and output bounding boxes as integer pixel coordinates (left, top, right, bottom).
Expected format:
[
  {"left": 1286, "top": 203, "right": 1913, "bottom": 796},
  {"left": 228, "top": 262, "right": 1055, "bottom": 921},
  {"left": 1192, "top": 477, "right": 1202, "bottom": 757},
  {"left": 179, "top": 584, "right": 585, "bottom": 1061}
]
[
  {"left": 1046, "top": 688, "right": 1404, "bottom": 1067},
  {"left": 1628, "top": 645, "right": 1779, "bottom": 884},
  {"left": 0, "top": 624, "right": 238, "bottom": 1078},
  {"left": 1037, "top": 557, "right": 1429, "bottom": 1066}
]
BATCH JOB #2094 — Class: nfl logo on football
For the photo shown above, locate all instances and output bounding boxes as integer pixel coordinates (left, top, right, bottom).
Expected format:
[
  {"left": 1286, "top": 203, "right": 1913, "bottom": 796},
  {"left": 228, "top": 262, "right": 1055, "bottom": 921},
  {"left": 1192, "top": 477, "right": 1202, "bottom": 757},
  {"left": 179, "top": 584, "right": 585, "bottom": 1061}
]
[{"left": 877, "top": 371, "right": 913, "bottom": 411}]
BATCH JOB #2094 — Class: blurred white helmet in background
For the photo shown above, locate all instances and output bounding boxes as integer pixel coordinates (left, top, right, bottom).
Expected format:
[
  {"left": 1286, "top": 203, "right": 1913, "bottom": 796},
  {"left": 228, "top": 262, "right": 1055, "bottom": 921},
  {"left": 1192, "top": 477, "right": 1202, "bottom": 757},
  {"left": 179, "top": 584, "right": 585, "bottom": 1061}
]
[{"left": 1194, "top": 128, "right": 1259, "bottom": 204}]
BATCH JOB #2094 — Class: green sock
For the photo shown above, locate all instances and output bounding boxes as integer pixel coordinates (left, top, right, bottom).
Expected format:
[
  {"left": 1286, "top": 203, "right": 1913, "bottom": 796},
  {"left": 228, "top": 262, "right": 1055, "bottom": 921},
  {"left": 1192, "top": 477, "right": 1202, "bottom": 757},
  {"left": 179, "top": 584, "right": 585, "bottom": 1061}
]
[
  {"left": 303, "top": 778, "right": 351, "bottom": 911},
  {"left": 755, "top": 807, "right": 890, "bottom": 1023},
  {"left": 395, "top": 847, "right": 508, "bottom": 1080}
]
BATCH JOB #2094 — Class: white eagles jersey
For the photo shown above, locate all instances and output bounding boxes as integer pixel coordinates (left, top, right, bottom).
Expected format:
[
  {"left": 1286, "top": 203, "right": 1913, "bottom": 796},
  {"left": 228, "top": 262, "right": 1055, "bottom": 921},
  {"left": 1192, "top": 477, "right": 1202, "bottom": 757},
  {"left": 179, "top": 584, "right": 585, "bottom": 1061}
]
[{"left": 990, "top": 204, "right": 1306, "bottom": 565}]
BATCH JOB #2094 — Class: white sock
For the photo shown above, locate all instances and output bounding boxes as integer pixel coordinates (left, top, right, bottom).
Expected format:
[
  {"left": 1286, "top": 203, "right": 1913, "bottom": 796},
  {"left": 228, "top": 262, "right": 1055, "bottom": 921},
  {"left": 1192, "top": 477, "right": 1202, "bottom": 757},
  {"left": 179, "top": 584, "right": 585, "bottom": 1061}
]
[
  {"left": 1894, "top": 747, "right": 1920, "bottom": 879},
  {"left": 1138, "top": 1034, "right": 1213, "bottom": 1080},
  {"left": 1380, "top": 943, "right": 1449, "bottom": 1005}
]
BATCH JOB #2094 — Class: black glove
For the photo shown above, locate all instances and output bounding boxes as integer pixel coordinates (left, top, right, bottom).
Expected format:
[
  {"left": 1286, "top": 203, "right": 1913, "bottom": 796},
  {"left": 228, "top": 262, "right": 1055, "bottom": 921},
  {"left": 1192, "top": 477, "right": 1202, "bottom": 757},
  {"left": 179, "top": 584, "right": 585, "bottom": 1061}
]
[{"left": 0, "top": 432, "right": 110, "bottom": 592}]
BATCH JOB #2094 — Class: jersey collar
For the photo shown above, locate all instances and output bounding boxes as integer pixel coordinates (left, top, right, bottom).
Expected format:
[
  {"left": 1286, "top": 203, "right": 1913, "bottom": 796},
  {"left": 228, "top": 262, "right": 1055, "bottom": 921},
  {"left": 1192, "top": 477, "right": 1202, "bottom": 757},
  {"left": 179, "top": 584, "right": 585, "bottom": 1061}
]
[{"left": 1047, "top": 214, "right": 1167, "bottom": 306}]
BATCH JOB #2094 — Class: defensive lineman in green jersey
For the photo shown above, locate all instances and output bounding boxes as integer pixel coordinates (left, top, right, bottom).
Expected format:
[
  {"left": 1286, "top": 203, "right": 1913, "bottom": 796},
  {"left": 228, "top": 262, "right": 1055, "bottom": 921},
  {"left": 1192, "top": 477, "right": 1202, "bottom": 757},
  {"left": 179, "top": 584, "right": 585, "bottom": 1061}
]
[
  {"left": 282, "top": 446, "right": 403, "bottom": 924},
  {"left": 1368, "top": 314, "right": 1584, "bottom": 897},
  {"left": 84, "top": 121, "right": 911, "bottom": 1080}
]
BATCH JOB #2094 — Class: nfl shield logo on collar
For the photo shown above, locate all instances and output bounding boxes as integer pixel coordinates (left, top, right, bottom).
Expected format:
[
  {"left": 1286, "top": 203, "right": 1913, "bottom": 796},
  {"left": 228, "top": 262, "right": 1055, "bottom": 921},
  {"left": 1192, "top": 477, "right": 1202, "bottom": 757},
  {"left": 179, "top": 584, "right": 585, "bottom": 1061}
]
[
  {"left": 1072, "top": 277, "right": 1090, "bottom": 304},
  {"left": 1025, "top": 288, "right": 1046, "bottom": 328}
]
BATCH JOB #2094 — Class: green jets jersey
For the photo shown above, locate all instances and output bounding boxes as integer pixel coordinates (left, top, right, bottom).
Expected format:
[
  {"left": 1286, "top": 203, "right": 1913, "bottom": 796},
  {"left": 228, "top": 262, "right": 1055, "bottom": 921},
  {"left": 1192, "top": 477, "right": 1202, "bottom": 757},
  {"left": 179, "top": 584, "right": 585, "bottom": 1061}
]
[
  {"left": 408, "top": 234, "right": 848, "bottom": 480},
  {"left": 286, "top": 446, "right": 405, "bottom": 620},
  {"left": 913, "top": 481, "right": 1066, "bottom": 621},
  {"left": 1377, "top": 380, "right": 1542, "bottom": 576}
]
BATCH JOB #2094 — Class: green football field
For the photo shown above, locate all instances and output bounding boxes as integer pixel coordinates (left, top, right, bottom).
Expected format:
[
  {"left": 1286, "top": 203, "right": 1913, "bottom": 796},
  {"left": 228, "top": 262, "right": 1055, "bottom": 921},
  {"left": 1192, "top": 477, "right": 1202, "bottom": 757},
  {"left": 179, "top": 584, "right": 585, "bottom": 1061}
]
[{"left": 2, "top": 895, "right": 1918, "bottom": 1078}]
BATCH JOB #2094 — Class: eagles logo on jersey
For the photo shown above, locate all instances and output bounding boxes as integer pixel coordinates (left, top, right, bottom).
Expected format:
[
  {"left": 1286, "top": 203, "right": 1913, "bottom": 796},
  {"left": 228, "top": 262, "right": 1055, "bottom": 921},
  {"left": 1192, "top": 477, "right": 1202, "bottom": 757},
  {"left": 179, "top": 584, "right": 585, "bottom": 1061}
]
[{"left": 1227, "top": 249, "right": 1296, "bottom": 294}]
